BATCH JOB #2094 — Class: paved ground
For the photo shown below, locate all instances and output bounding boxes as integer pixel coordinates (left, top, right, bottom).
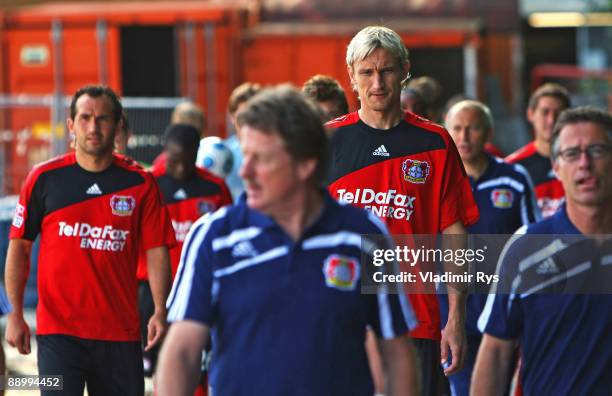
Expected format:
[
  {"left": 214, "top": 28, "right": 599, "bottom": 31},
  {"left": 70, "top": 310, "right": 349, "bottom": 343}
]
[
  {"left": 0, "top": 309, "right": 154, "bottom": 395},
  {"left": 0, "top": 309, "right": 37, "bottom": 395}
]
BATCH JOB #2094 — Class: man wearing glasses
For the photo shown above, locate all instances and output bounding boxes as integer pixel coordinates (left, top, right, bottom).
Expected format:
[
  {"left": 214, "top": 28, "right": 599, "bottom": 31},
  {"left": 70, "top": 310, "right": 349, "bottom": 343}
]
[{"left": 473, "top": 106, "right": 612, "bottom": 395}]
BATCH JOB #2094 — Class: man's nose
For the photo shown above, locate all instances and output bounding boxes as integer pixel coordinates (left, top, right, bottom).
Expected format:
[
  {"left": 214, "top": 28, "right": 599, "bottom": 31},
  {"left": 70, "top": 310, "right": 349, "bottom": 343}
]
[
  {"left": 576, "top": 150, "right": 593, "bottom": 169},
  {"left": 372, "top": 72, "right": 384, "bottom": 89},
  {"left": 87, "top": 118, "right": 97, "bottom": 132},
  {"left": 239, "top": 157, "right": 253, "bottom": 179},
  {"left": 457, "top": 128, "right": 469, "bottom": 143}
]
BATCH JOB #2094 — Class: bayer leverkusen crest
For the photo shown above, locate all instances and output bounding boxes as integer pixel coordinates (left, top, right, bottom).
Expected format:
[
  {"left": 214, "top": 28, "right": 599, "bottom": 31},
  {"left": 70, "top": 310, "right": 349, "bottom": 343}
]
[
  {"left": 491, "top": 188, "right": 514, "bottom": 208},
  {"left": 110, "top": 195, "right": 136, "bottom": 216},
  {"left": 322, "top": 254, "right": 360, "bottom": 291},
  {"left": 402, "top": 159, "right": 431, "bottom": 184}
]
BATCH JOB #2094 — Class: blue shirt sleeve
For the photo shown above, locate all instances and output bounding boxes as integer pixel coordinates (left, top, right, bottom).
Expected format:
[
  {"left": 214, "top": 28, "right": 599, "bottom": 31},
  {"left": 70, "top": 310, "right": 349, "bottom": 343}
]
[
  {"left": 167, "top": 208, "right": 228, "bottom": 326},
  {"left": 478, "top": 232, "right": 525, "bottom": 339},
  {"left": 363, "top": 212, "right": 418, "bottom": 339},
  {"left": 478, "top": 293, "right": 522, "bottom": 340}
]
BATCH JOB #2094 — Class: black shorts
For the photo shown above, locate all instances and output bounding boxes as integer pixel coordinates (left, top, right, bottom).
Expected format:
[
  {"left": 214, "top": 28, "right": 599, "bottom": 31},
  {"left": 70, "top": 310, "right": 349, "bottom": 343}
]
[
  {"left": 37, "top": 334, "right": 143, "bottom": 396},
  {"left": 412, "top": 338, "right": 447, "bottom": 396}
]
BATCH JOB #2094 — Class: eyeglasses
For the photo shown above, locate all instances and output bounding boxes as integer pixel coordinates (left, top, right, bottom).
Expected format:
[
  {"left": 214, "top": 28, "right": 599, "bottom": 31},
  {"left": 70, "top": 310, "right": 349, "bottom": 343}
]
[{"left": 557, "top": 144, "right": 612, "bottom": 162}]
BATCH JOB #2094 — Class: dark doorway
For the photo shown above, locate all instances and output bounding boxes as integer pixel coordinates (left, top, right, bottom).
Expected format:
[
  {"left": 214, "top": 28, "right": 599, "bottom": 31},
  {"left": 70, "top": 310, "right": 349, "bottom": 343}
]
[
  {"left": 121, "top": 26, "right": 177, "bottom": 97},
  {"left": 410, "top": 47, "right": 465, "bottom": 106}
]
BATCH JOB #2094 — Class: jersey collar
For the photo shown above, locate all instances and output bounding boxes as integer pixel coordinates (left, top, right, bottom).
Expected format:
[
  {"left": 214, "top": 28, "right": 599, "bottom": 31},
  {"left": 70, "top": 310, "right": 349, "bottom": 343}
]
[
  {"left": 469, "top": 153, "right": 495, "bottom": 186},
  {"left": 552, "top": 203, "right": 581, "bottom": 235},
  {"left": 238, "top": 191, "right": 344, "bottom": 239}
]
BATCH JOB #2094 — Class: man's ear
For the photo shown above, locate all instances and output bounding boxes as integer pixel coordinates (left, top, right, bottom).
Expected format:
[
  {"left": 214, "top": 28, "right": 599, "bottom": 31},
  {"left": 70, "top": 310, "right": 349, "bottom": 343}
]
[
  {"left": 347, "top": 65, "right": 356, "bottom": 92},
  {"left": 66, "top": 118, "right": 76, "bottom": 149},
  {"left": 402, "top": 60, "right": 411, "bottom": 80},
  {"left": 526, "top": 107, "right": 535, "bottom": 124},
  {"left": 297, "top": 158, "right": 317, "bottom": 182}
]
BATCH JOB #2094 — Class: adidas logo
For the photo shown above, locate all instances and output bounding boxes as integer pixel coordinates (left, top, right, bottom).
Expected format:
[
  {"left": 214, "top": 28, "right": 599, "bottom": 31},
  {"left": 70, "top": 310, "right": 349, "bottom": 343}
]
[
  {"left": 86, "top": 183, "right": 102, "bottom": 195},
  {"left": 174, "top": 189, "right": 187, "bottom": 200},
  {"left": 373, "top": 145, "right": 390, "bottom": 157},
  {"left": 536, "top": 258, "right": 559, "bottom": 274},
  {"left": 231, "top": 241, "right": 258, "bottom": 258}
]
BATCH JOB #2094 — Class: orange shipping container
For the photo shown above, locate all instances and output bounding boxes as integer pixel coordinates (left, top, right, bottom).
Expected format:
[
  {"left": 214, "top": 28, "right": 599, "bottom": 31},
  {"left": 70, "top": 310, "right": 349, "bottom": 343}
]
[{"left": 0, "top": 1, "right": 250, "bottom": 194}]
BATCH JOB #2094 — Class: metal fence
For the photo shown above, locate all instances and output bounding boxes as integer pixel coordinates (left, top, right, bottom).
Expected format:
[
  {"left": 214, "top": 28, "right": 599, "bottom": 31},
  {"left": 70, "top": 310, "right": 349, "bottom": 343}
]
[{"left": 0, "top": 94, "right": 186, "bottom": 196}]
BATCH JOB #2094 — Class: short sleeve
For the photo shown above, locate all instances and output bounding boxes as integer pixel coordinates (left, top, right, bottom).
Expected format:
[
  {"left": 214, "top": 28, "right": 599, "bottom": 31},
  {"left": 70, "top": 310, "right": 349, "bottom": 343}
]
[
  {"left": 369, "top": 282, "right": 418, "bottom": 340},
  {"left": 439, "top": 136, "right": 480, "bottom": 231},
  {"left": 478, "top": 293, "right": 523, "bottom": 340},
  {"left": 363, "top": 212, "right": 418, "bottom": 339},
  {"left": 140, "top": 173, "right": 176, "bottom": 251},
  {"left": 477, "top": 233, "right": 525, "bottom": 339},
  {"left": 167, "top": 209, "right": 227, "bottom": 326},
  {"left": 9, "top": 168, "right": 45, "bottom": 241}
]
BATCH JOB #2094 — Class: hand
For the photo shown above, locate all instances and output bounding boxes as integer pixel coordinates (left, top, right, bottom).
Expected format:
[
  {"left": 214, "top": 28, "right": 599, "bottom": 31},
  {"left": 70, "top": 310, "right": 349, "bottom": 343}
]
[
  {"left": 440, "top": 318, "right": 466, "bottom": 376},
  {"left": 6, "top": 313, "right": 31, "bottom": 355},
  {"left": 145, "top": 310, "right": 168, "bottom": 351}
]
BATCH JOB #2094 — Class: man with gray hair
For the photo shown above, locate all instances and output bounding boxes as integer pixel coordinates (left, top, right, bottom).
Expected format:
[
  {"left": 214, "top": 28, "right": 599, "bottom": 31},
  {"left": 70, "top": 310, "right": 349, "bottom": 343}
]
[
  {"left": 473, "top": 106, "right": 612, "bottom": 395},
  {"left": 443, "top": 99, "right": 540, "bottom": 395},
  {"left": 445, "top": 100, "right": 540, "bottom": 234},
  {"left": 327, "top": 25, "right": 479, "bottom": 395},
  {"left": 157, "top": 85, "right": 419, "bottom": 395}
]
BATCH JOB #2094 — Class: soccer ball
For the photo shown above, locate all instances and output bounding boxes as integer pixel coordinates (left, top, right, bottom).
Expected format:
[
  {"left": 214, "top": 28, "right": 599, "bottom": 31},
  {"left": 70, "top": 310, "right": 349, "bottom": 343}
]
[{"left": 196, "top": 136, "right": 234, "bottom": 178}]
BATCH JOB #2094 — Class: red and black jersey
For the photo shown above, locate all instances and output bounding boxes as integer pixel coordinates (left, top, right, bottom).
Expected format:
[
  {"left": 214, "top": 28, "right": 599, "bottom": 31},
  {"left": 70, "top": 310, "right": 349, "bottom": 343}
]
[
  {"left": 505, "top": 141, "right": 564, "bottom": 218},
  {"left": 9, "top": 152, "right": 176, "bottom": 342},
  {"left": 137, "top": 164, "right": 232, "bottom": 281},
  {"left": 327, "top": 111, "right": 479, "bottom": 340}
]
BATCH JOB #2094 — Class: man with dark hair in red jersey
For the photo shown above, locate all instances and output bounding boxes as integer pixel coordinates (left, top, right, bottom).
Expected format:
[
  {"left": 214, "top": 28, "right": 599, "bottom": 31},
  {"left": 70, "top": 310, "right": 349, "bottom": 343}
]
[
  {"left": 505, "top": 83, "right": 571, "bottom": 218},
  {"left": 5, "top": 85, "right": 175, "bottom": 395},
  {"left": 136, "top": 123, "right": 232, "bottom": 381}
]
